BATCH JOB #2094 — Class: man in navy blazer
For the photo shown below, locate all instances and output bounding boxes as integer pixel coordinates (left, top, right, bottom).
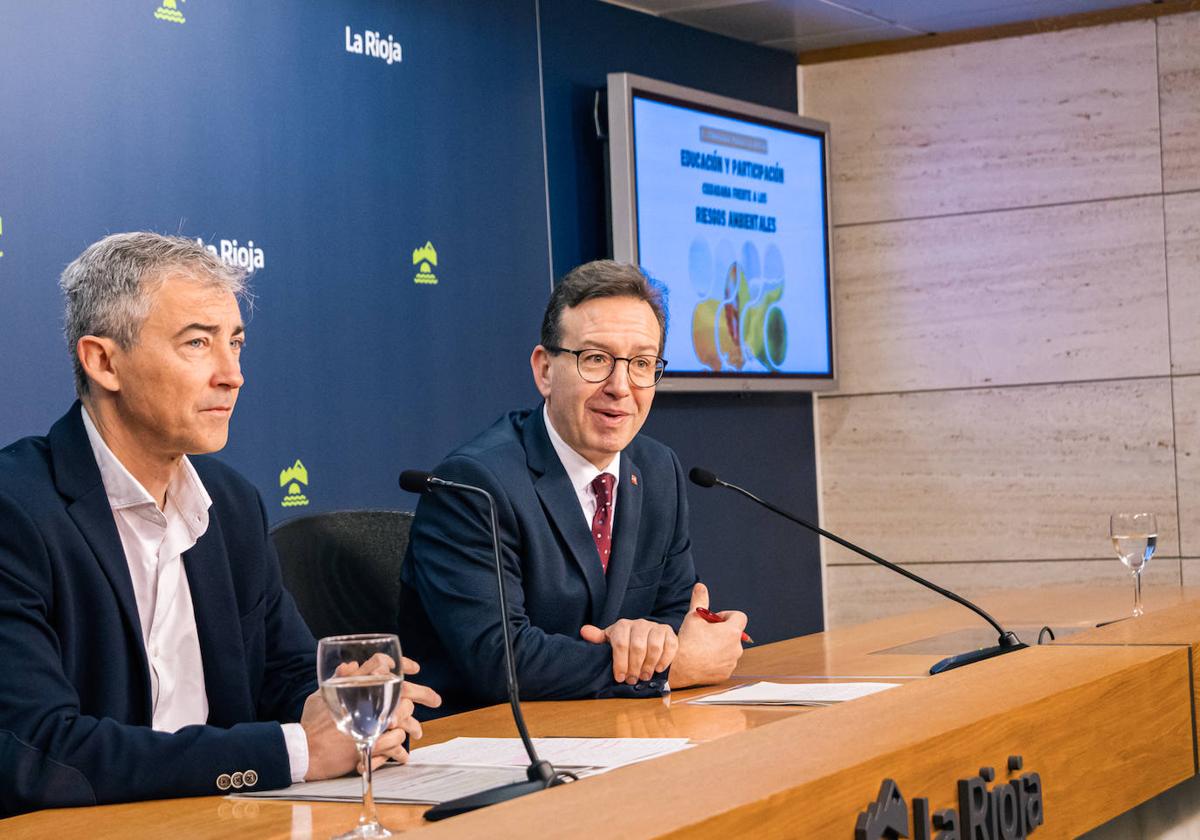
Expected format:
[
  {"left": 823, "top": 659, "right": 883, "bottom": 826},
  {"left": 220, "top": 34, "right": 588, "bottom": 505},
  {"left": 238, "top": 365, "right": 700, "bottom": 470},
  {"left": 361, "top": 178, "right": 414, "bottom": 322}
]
[
  {"left": 400, "top": 261, "right": 748, "bottom": 717},
  {"left": 0, "top": 233, "right": 437, "bottom": 817}
]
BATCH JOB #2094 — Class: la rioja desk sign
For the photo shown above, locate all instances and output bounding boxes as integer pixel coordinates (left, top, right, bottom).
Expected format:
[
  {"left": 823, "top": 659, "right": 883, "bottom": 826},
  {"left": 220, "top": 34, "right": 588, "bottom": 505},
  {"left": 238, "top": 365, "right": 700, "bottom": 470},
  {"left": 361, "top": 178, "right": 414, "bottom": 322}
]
[{"left": 855, "top": 755, "right": 1044, "bottom": 840}]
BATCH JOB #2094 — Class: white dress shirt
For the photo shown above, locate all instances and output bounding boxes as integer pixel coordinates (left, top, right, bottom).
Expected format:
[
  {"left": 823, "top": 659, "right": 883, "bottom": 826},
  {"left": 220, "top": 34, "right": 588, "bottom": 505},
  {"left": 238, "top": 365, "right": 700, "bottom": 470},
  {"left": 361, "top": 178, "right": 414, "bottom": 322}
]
[
  {"left": 543, "top": 405, "right": 620, "bottom": 530},
  {"left": 81, "top": 407, "right": 309, "bottom": 782},
  {"left": 544, "top": 407, "right": 670, "bottom": 689}
]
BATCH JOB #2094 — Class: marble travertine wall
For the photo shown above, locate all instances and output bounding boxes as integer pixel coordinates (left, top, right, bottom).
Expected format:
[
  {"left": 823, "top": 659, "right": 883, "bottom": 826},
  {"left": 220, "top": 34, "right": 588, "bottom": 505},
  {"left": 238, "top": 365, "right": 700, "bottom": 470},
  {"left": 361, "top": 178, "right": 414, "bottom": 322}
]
[
  {"left": 1167, "top": 192, "right": 1200, "bottom": 374},
  {"left": 1175, "top": 376, "right": 1200, "bottom": 556},
  {"left": 807, "top": 20, "right": 1161, "bottom": 226},
  {"left": 803, "top": 13, "right": 1200, "bottom": 627},
  {"left": 832, "top": 196, "right": 1169, "bottom": 394},
  {"left": 1159, "top": 13, "right": 1200, "bottom": 192},
  {"left": 819, "top": 380, "right": 1179, "bottom": 565},
  {"left": 825, "top": 559, "right": 1184, "bottom": 628}
]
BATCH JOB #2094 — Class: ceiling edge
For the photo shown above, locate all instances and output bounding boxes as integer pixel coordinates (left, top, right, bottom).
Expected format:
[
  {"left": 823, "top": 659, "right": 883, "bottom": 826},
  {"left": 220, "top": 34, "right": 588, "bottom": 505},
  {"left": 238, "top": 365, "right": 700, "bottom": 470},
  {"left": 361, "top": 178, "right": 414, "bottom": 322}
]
[{"left": 796, "top": 0, "right": 1200, "bottom": 65}]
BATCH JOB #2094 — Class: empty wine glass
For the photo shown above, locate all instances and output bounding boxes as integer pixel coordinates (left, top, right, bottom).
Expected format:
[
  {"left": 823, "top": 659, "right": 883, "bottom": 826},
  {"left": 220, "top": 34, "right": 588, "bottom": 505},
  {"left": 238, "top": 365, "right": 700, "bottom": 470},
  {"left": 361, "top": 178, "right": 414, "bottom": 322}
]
[
  {"left": 1110, "top": 513, "right": 1157, "bottom": 618},
  {"left": 317, "top": 634, "right": 404, "bottom": 839}
]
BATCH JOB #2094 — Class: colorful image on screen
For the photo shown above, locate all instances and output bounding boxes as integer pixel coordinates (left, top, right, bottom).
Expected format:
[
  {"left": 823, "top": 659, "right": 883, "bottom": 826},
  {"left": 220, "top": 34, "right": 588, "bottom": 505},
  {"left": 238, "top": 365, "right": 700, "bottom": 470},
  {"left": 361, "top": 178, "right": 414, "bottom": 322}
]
[{"left": 631, "top": 94, "right": 831, "bottom": 378}]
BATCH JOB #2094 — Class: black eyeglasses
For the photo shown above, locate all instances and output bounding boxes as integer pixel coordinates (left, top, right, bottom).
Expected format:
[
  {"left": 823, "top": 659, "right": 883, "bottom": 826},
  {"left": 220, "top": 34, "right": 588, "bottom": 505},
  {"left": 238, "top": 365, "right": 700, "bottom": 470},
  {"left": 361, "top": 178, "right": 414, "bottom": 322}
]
[{"left": 545, "top": 346, "right": 667, "bottom": 388}]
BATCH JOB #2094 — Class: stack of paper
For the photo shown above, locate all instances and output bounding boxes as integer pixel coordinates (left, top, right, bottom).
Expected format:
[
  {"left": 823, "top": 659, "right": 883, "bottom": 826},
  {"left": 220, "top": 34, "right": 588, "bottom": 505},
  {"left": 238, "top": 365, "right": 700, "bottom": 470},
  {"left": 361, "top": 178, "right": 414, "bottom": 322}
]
[
  {"left": 407, "top": 736, "right": 690, "bottom": 770},
  {"left": 231, "top": 737, "right": 692, "bottom": 805},
  {"left": 233, "top": 764, "right": 531, "bottom": 805},
  {"left": 690, "top": 680, "right": 900, "bottom": 706}
]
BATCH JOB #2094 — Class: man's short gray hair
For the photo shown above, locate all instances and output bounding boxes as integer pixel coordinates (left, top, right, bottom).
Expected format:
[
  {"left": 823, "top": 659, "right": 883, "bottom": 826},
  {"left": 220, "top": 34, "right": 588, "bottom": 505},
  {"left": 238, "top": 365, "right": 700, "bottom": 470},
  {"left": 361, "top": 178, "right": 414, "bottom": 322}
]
[{"left": 59, "top": 232, "right": 250, "bottom": 396}]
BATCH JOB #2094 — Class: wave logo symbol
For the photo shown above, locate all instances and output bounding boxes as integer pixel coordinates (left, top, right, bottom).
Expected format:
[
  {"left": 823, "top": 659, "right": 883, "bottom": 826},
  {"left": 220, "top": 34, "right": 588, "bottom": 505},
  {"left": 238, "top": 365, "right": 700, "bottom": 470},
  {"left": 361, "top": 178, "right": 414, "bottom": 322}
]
[{"left": 154, "top": 0, "right": 185, "bottom": 24}]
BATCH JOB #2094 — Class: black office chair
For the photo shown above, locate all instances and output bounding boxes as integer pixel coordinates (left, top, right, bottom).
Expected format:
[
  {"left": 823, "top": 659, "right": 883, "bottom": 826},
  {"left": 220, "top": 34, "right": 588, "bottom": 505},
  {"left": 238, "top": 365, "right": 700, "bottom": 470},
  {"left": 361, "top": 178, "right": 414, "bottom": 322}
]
[{"left": 270, "top": 510, "right": 413, "bottom": 640}]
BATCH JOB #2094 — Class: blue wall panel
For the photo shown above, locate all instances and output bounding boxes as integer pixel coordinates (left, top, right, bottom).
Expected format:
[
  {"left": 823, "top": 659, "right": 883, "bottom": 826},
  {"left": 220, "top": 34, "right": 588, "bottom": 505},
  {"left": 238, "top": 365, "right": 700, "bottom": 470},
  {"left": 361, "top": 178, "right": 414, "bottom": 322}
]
[
  {"left": 0, "top": 0, "right": 824, "bottom": 638},
  {"left": 1, "top": 0, "right": 549, "bottom": 515}
]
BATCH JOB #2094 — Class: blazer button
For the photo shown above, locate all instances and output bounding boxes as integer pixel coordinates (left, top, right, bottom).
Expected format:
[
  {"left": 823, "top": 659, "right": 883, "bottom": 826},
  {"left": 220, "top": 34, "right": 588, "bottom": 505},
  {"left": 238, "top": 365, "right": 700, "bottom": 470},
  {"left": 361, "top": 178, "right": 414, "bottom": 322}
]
[
  {"left": 231, "top": 771, "right": 245, "bottom": 789},
  {"left": 216, "top": 773, "right": 232, "bottom": 791},
  {"left": 244, "top": 769, "right": 258, "bottom": 787}
]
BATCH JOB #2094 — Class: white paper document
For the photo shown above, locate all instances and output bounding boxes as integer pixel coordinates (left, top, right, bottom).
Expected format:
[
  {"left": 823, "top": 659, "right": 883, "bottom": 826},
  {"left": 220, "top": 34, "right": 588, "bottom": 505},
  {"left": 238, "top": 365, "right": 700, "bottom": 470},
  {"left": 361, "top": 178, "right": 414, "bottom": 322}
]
[
  {"left": 407, "top": 737, "right": 691, "bottom": 769},
  {"left": 232, "top": 764, "right": 532, "bottom": 805},
  {"left": 231, "top": 737, "right": 692, "bottom": 805},
  {"left": 690, "top": 680, "right": 900, "bottom": 706}
]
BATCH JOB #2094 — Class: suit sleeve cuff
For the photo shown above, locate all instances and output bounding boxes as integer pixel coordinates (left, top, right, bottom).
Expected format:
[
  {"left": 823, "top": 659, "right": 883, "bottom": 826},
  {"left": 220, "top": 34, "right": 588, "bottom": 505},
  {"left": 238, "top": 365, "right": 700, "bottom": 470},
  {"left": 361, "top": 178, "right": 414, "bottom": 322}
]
[
  {"left": 596, "top": 676, "right": 670, "bottom": 699},
  {"left": 282, "top": 722, "right": 309, "bottom": 783}
]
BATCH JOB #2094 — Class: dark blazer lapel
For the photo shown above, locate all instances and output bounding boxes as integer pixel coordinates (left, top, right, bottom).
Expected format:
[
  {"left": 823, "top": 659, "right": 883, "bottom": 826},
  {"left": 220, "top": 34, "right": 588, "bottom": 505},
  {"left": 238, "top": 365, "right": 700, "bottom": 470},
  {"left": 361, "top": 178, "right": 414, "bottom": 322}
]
[
  {"left": 599, "top": 454, "right": 643, "bottom": 626},
  {"left": 523, "top": 409, "right": 606, "bottom": 617},
  {"left": 182, "top": 513, "right": 253, "bottom": 726},
  {"left": 50, "top": 403, "right": 150, "bottom": 697}
]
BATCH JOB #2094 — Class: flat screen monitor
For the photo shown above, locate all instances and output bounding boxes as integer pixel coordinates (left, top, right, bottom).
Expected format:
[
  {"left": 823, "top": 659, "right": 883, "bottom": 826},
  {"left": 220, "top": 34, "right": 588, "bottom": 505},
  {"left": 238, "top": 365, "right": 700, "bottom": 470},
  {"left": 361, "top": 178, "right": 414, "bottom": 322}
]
[{"left": 608, "top": 73, "right": 835, "bottom": 391}]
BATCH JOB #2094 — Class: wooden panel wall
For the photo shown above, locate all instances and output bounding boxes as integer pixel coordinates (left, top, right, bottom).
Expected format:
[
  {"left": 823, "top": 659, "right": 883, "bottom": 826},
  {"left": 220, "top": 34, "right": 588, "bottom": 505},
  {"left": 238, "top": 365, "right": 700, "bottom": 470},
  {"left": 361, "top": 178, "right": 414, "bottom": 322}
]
[{"left": 804, "top": 13, "right": 1200, "bottom": 627}]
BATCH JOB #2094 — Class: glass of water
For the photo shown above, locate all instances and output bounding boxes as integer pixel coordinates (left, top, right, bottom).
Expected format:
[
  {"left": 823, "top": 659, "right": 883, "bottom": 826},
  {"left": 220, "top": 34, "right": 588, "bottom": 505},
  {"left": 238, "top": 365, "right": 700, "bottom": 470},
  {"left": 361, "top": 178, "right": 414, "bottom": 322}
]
[
  {"left": 1110, "top": 513, "right": 1157, "bottom": 618},
  {"left": 317, "top": 634, "right": 404, "bottom": 839}
]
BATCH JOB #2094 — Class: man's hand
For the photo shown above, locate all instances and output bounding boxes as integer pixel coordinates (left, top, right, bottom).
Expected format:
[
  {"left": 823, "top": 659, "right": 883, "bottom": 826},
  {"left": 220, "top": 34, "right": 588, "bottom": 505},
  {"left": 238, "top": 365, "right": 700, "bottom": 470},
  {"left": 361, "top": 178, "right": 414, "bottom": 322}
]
[
  {"left": 580, "top": 618, "right": 678, "bottom": 684},
  {"left": 667, "top": 582, "right": 748, "bottom": 689},
  {"left": 302, "top": 655, "right": 442, "bottom": 781}
]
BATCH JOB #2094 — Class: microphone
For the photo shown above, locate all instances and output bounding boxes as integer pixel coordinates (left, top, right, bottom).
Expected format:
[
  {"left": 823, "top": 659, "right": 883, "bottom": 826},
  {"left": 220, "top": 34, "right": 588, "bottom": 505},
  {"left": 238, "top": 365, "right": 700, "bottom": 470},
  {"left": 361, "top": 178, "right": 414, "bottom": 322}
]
[
  {"left": 399, "top": 470, "right": 451, "bottom": 494},
  {"left": 688, "top": 467, "right": 1027, "bottom": 675},
  {"left": 399, "top": 470, "right": 570, "bottom": 821}
]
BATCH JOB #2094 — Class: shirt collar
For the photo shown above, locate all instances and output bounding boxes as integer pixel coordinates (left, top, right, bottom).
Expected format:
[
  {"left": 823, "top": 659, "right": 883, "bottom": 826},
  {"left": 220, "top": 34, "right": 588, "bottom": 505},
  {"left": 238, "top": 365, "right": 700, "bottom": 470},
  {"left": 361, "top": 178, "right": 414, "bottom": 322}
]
[
  {"left": 542, "top": 404, "right": 620, "bottom": 495},
  {"left": 81, "top": 404, "right": 212, "bottom": 536}
]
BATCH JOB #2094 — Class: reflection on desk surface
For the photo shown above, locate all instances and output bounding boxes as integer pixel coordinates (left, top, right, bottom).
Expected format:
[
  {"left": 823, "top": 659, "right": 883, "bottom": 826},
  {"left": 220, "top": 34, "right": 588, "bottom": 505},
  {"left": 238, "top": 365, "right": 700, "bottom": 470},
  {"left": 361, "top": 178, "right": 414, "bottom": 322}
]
[
  {"left": 873, "top": 624, "right": 1089, "bottom": 655},
  {"left": 7, "top": 586, "right": 1200, "bottom": 839}
]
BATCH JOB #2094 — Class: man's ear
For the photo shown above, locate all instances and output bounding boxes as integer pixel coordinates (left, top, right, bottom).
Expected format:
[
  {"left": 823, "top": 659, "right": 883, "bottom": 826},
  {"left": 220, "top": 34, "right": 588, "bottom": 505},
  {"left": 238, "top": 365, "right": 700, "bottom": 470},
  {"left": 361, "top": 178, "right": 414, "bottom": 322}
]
[
  {"left": 76, "top": 335, "right": 122, "bottom": 394},
  {"left": 530, "top": 345, "right": 553, "bottom": 399}
]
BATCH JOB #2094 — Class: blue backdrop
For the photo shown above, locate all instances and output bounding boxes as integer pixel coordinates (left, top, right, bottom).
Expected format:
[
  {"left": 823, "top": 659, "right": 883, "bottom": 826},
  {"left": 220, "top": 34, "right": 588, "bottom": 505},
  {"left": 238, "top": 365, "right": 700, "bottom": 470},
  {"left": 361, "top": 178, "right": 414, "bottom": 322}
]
[{"left": 0, "top": 0, "right": 823, "bottom": 641}]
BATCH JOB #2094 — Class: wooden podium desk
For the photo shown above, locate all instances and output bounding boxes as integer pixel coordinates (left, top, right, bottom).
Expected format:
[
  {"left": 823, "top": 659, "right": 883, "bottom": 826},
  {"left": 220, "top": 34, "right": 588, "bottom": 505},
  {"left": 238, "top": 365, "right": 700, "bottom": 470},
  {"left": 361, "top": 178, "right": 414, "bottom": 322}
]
[{"left": 5, "top": 586, "right": 1199, "bottom": 839}]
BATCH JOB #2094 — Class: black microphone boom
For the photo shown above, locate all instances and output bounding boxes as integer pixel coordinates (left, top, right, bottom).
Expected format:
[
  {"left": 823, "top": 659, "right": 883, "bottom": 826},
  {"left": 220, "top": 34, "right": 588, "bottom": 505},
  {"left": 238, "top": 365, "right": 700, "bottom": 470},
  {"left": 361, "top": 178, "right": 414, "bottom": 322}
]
[
  {"left": 398, "top": 469, "right": 435, "bottom": 494},
  {"left": 400, "top": 469, "right": 567, "bottom": 820},
  {"left": 687, "top": 467, "right": 1027, "bottom": 675}
]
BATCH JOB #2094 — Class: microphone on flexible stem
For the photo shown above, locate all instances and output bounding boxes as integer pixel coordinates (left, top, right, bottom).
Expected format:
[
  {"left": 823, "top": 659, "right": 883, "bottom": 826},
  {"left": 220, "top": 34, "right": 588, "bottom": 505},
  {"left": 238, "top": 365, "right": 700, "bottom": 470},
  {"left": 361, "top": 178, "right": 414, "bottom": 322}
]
[
  {"left": 399, "top": 469, "right": 571, "bottom": 821},
  {"left": 687, "top": 467, "right": 1027, "bottom": 675}
]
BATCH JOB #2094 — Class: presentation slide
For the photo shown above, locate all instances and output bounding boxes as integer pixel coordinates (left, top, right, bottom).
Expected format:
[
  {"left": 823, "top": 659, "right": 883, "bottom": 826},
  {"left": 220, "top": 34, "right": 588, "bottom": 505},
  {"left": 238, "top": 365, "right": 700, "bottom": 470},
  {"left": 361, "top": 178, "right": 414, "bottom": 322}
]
[{"left": 632, "top": 94, "right": 831, "bottom": 376}]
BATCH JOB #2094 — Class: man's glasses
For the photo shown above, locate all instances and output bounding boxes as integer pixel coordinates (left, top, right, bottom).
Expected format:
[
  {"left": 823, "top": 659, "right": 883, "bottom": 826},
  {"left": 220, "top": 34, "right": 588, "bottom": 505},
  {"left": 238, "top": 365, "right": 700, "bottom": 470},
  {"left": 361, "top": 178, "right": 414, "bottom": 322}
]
[{"left": 545, "top": 346, "right": 667, "bottom": 389}]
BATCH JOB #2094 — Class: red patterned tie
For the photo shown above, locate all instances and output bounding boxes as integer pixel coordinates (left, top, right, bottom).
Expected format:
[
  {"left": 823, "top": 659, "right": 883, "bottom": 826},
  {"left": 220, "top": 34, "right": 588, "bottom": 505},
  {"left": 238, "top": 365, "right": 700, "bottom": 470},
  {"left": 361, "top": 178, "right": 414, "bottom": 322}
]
[{"left": 590, "top": 473, "right": 616, "bottom": 572}]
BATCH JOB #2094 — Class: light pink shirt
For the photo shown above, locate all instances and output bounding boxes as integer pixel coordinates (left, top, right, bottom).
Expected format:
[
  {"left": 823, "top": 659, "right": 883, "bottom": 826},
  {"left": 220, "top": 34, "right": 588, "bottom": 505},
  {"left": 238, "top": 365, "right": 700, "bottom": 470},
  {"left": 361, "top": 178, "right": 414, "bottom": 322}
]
[{"left": 81, "top": 406, "right": 309, "bottom": 782}]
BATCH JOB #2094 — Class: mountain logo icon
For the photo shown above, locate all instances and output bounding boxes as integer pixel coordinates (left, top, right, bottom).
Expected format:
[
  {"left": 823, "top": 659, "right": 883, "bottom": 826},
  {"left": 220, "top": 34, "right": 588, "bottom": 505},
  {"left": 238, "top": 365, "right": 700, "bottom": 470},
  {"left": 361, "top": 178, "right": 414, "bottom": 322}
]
[
  {"left": 279, "top": 460, "right": 310, "bottom": 508},
  {"left": 855, "top": 779, "right": 910, "bottom": 840},
  {"left": 413, "top": 241, "right": 438, "bottom": 285}
]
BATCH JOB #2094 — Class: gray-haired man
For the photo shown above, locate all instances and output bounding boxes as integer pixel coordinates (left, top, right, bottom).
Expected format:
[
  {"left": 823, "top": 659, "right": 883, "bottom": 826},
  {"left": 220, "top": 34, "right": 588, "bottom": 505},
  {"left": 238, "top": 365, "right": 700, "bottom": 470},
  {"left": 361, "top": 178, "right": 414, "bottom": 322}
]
[{"left": 0, "top": 232, "right": 438, "bottom": 816}]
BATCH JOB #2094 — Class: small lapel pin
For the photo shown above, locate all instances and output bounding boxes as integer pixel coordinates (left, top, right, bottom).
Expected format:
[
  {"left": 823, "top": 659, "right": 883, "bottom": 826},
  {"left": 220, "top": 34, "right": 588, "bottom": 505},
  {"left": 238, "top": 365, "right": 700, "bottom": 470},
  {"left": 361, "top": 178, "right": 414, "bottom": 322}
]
[{"left": 630, "top": 474, "right": 638, "bottom": 486}]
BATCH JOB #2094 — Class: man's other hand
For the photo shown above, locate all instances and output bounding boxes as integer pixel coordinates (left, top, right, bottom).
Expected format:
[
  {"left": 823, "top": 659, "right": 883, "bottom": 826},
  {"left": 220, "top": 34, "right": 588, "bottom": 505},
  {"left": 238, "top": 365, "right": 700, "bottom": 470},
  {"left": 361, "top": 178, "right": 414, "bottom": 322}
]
[
  {"left": 667, "top": 582, "right": 747, "bottom": 689},
  {"left": 301, "top": 654, "right": 442, "bottom": 781},
  {"left": 580, "top": 618, "right": 678, "bottom": 684}
]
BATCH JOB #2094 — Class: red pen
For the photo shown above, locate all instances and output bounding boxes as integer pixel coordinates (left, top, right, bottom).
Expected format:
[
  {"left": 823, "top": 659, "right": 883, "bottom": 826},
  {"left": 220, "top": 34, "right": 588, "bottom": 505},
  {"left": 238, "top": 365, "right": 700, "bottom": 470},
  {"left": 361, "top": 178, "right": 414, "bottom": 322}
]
[{"left": 695, "top": 606, "right": 753, "bottom": 644}]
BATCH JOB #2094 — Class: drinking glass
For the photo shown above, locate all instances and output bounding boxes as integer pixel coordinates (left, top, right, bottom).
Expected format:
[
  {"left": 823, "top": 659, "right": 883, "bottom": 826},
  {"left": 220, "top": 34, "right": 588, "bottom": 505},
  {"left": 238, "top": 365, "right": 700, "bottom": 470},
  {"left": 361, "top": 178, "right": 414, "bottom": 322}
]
[
  {"left": 317, "top": 634, "right": 404, "bottom": 839},
  {"left": 1110, "top": 513, "right": 1157, "bottom": 618}
]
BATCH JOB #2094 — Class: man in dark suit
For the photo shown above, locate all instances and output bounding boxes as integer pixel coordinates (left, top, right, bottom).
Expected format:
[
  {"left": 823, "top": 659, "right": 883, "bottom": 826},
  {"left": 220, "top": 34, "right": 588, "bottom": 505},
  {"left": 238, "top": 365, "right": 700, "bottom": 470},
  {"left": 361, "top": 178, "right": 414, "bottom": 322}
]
[
  {"left": 400, "top": 261, "right": 748, "bottom": 717},
  {"left": 0, "top": 233, "right": 438, "bottom": 817}
]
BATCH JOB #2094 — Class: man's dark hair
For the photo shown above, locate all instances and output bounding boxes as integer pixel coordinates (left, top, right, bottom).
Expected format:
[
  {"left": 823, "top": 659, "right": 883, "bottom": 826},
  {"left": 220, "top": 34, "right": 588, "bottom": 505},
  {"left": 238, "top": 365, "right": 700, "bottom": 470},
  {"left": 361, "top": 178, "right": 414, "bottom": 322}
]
[{"left": 539, "top": 260, "right": 667, "bottom": 354}]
